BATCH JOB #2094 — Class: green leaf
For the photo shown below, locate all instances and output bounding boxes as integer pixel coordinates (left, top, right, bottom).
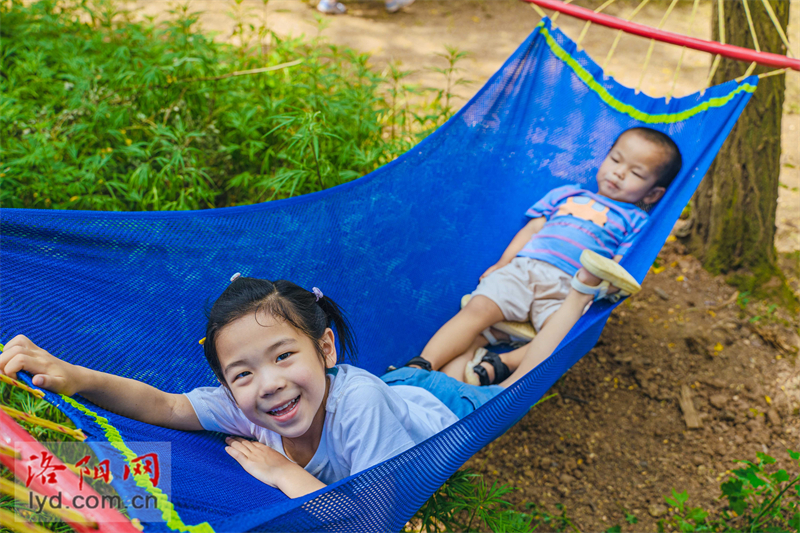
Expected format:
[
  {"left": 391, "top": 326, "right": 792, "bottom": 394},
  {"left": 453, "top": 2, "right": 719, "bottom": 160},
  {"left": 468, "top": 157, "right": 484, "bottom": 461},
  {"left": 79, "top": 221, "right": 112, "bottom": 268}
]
[
  {"left": 685, "top": 507, "right": 708, "bottom": 523},
  {"left": 757, "top": 452, "right": 776, "bottom": 465},
  {"left": 772, "top": 469, "right": 790, "bottom": 483}
]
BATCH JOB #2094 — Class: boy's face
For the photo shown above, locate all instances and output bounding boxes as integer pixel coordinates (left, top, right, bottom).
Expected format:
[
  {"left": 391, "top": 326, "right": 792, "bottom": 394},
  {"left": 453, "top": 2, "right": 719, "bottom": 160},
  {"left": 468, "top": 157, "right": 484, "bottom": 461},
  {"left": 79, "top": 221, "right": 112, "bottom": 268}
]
[{"left": 596, "top": 132, "right": 668, "bottom": 205}]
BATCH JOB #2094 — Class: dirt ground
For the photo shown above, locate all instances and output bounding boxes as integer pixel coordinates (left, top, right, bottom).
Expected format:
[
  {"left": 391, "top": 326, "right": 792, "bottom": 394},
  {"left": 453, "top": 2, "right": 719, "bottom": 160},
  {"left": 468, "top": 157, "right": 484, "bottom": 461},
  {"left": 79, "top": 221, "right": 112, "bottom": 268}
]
[
  {"left": 127, "top": 0, "right": 799, "bottom": 530},
  {"left": 469, "top": 239, "right": 800, "bottom": 531}
]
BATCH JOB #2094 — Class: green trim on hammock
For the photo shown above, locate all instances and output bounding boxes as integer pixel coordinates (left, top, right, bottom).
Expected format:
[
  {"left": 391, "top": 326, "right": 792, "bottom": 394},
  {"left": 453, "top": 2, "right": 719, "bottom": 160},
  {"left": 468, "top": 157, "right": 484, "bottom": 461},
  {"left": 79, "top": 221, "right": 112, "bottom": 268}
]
[
  {"left": 537, "top": 23, "right": 757, "bottom": 123},
  {"left": 61, "top": 395, "right": 215, "bottom": 533}
]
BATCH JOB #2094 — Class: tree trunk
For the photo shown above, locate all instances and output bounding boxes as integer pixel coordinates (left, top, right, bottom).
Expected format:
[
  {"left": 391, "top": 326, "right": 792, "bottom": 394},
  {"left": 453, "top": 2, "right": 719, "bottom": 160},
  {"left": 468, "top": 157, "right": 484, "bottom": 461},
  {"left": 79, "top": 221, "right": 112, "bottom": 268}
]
[{"left": 685, "top": 0, "right": 790, "bottom": 285}]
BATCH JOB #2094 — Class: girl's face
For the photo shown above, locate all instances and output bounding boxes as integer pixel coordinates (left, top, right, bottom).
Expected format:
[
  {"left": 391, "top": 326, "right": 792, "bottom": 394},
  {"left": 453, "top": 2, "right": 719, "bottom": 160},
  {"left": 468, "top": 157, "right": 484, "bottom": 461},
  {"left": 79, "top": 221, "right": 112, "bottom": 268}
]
[{"left": 215, "top": 311, "right": 336, "bottom": 443}]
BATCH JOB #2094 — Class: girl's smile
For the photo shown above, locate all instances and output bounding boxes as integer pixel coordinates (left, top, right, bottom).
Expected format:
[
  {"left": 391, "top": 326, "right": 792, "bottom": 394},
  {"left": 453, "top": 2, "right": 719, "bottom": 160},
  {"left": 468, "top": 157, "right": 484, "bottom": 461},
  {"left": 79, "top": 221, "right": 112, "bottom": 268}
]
[
  {"left": 215, "top": 311, "right": 337, "bottom": 464},
  {"left": 266, "top": 396, "right": 300, "bottom": 420}
]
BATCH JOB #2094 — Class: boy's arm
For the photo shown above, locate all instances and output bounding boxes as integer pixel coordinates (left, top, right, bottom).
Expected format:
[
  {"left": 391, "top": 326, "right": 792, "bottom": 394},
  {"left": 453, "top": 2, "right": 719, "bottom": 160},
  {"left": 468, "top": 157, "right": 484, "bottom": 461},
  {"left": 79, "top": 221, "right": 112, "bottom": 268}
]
[
  {"left": 481, "top": 217, "right": 546, "bottom": 279},
  {"left": 0, "top": 335, "right": 203, "bottom": 431}
]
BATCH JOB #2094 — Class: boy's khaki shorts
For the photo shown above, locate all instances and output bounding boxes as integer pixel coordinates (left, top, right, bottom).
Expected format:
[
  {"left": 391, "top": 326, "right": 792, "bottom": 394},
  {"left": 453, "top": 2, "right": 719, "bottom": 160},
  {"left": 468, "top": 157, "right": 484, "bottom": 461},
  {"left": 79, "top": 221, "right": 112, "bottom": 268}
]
[{"left": 472, "top": 257, "right": 572, "bottom": 332}]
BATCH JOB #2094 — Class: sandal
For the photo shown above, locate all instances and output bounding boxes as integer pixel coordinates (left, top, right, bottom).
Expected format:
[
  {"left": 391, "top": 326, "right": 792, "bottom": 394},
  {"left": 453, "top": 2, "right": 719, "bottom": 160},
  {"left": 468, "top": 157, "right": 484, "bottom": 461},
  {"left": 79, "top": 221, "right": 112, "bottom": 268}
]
[
  {"left": 571, "top": 249, "right": 641, "bottom": 302},
  {"left": 385, "top": 355, "right": 432, "bottom": 373},
  {"left": 461, "top": 294, "right": 536, "bottom": 343},
  {"left": 465, "top": 348, "right": 511, "bottom": 386}
]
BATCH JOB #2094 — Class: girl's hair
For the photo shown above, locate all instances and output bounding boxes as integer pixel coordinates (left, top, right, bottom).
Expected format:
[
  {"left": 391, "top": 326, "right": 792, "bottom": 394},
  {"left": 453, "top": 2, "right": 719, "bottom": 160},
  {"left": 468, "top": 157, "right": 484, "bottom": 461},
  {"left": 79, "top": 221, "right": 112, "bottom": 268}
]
[{"left": 203, "top": 278, "right": 357, "bottom": 385}]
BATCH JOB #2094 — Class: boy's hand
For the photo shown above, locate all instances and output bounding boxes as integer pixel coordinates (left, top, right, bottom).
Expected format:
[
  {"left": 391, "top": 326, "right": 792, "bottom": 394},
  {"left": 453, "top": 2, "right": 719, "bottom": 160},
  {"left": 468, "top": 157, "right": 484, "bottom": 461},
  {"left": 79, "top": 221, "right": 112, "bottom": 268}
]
[
  {"left": 224, "top": 437, "right": 325, "bottom": 497},
  {"left": 0, "top": 335, "right": 81, "bottom": 396},
  {"left": 480, "top": 263, "right": 503, "bottom": 280}
]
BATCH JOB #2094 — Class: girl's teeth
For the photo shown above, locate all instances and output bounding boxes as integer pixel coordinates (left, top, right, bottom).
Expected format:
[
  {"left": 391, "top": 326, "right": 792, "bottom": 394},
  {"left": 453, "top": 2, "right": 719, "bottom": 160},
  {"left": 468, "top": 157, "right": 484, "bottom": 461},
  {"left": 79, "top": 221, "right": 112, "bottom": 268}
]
[{"left": 269, "top": 397, "right": 298, "bottom": 415}]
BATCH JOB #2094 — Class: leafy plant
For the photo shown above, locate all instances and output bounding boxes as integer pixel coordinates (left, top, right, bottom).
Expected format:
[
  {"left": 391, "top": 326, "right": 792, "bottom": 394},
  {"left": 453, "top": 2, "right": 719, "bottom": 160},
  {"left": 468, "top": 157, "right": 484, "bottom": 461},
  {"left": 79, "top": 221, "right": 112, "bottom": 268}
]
[
  {"left": 0, "top": 0, "right": 468, "bottom": 211},
  {"left": 408, "top": 470, "right": 578, "bottom": 533},
  {"left": 660, "top": 450, "right": 800, "bottom": 532}
]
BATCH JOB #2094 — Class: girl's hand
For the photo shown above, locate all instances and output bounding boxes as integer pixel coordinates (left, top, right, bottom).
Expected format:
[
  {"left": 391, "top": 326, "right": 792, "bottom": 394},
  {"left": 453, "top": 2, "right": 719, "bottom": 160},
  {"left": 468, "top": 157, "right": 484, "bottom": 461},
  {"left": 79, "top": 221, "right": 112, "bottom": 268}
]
[
  {"left": 0, "top": 335, "right": 81, "bottom": 396},
  {"left": 224, "top": 437, "right": 325, "bottom": 498},
  {"left": 224, "top": 437, "right": 295, "bottom": 487}
]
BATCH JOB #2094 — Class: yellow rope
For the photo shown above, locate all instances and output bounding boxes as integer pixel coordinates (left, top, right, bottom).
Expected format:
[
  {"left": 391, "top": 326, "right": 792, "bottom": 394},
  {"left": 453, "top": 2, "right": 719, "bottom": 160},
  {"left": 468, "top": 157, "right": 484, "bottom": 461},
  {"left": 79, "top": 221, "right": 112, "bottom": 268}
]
[
  {"left": 0, "top": 443, "right": 21, "bottom": 459},
  {"left": 759, "top": 0, "right": 795, "bottom": 58},
  {"left": 0, "top": 477, "right": 98, "bottom": 528},
  {"left": 576, "top": 0, "right": 617, "bottom": 51},
  {"left": 754, "top": 68, "right": 787, "bottom": 80},
  {"left": 602, "top": 0, "right": 650, "bottom": 72},
  {"left": 742, "top": 61, "right": 758, "bottom": 78},
  {"left": 667, "top": 0, "right": 701, "bottom": 100},
  {"left": 636, "top": 0, "right": 679, "bottom": 93},
  {"left": 0, "top": 405, "right": 87, "bottom": 441},
  {"left": 0, "top": 374, "right": 45, "bottom": 399},
  {"left": 741, "top": 0, "right": 761, "bottom": 53},
  {"left": 530, "top": 2, "right": 548, "bottom": 20},
  {"left": 705, "top": 54, "right": 722, "bottom": 90},
  {"left": 704, "top": 0, "right": 726, "bottom": 92},
  {"left": 735, "top": 66, "right": 786, "bottom": 82},
  {"left": 551, "top": 0, "right": 574, "bottom": 24},
  {"left": 0, "top": 509, "right": 54, "bottom": 533}
]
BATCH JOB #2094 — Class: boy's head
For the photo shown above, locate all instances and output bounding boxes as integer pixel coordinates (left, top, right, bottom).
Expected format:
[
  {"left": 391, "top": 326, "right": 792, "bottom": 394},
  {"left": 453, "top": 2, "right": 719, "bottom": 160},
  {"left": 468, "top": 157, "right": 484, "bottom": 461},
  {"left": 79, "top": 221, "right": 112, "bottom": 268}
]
[{"left": 596, "top": 127, "right": 682, "bottom": 206}]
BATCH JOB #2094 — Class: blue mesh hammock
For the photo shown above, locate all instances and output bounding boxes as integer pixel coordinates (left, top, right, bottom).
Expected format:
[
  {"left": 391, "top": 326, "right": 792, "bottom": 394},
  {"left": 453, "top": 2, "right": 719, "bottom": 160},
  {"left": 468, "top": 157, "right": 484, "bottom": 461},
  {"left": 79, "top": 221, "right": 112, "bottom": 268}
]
[{"left": 1, "top": 18, "right": 755, "bottom": 533}]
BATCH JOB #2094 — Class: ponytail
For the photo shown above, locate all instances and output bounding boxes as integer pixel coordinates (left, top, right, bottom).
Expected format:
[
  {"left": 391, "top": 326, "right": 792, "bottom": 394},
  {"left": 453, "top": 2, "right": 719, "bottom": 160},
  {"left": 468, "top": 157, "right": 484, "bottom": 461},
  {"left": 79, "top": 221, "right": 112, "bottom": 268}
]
[{"left": 314, "top": 292, "right": 357, "bottom": 365}]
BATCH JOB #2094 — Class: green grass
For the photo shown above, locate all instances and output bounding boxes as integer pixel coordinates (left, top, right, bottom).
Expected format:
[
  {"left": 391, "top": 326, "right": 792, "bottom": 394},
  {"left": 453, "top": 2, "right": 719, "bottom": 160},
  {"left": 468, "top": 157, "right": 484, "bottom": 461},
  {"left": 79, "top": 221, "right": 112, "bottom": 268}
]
[{"left": 0, "top": 0, "right": 463, "bottom": 212}]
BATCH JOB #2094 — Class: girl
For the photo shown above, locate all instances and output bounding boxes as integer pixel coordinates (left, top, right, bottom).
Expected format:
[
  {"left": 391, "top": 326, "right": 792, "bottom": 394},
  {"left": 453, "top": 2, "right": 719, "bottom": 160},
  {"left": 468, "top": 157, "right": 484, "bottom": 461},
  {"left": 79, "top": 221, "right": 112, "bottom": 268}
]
[{"left": 0, "top": 253, "right": 634, "bottom": 498}]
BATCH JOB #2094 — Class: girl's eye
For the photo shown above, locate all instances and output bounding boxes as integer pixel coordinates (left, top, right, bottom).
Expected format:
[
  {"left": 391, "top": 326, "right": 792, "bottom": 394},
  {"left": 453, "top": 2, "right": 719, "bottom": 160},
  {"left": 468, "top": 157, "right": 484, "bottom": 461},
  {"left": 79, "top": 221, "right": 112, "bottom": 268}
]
[
  {"left": 276, "top": 352, "right": 291, "bottom": 362},
  {"left": 233, "top": 371, "right": 251, "bottom": 382}
]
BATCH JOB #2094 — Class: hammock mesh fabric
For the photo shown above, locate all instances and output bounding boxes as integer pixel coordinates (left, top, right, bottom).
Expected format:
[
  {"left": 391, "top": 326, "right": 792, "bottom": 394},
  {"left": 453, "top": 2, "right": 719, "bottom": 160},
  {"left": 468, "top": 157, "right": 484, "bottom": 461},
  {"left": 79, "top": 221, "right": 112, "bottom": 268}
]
[{"left": 1, "top": 19, "right": 755, "bottom": 533}]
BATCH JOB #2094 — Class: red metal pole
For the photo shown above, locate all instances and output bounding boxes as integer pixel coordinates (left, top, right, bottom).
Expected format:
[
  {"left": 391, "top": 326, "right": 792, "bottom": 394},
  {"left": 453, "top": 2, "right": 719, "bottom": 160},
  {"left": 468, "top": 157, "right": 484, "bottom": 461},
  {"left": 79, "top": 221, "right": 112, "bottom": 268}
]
[{"left": 524, "top": 0, "right": 800, "bottom": 71}]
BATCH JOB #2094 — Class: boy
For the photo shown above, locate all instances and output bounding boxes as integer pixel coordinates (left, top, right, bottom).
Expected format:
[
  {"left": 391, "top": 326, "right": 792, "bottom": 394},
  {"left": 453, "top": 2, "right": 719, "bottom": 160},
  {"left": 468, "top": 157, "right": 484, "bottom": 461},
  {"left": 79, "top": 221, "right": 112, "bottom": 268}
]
[{"left": 406, "top": 127, "right": 682, "bottom": 385}]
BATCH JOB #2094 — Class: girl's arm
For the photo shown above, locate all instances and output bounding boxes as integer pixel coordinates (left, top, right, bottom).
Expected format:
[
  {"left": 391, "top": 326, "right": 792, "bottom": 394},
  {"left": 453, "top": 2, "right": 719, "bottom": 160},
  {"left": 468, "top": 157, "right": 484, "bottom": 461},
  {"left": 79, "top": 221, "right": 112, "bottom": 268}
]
[
  {"left": 0, "top": 335, "right": 203, "bottom": 431},
  {"left": 480, "top": 217, "right": 546, "bottom": 279}
]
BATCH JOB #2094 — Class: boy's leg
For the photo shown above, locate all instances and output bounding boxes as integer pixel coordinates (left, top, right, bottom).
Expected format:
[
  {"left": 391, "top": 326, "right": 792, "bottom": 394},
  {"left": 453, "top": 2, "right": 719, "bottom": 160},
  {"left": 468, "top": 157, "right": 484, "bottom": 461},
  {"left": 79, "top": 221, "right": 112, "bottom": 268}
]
[
  {"left": 439, "top": 336, "right": 489, "bottom": 380},
  {"left": 499, "top": 268, "right": 602, "bottom": 388},
  {"left": 416, "top": 295, "right": 505, "bottom": 370}
]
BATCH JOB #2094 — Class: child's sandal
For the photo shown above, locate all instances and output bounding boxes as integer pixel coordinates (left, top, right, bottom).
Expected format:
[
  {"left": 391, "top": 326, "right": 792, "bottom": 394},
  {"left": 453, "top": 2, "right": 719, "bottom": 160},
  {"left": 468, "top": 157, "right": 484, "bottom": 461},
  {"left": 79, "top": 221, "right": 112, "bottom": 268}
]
[
  {"left": 572, "top": 250, "right": 642, "bottom": 302},
  {"left": 385, "top": 356, "right": 432, "bottom": 373},
  {"left": 465, "top": 348, "right": 511, "bottom": 386},
  {"left": 404, "top": 356, "right": 433, "bottom": 371}
]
